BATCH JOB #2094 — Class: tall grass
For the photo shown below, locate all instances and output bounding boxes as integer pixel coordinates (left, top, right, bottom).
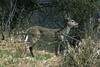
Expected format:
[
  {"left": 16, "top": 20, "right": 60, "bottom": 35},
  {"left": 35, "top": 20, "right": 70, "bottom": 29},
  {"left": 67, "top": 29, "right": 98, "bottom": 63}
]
[{"left": 61, "top": 38, "right": 100, "bottom": 67}]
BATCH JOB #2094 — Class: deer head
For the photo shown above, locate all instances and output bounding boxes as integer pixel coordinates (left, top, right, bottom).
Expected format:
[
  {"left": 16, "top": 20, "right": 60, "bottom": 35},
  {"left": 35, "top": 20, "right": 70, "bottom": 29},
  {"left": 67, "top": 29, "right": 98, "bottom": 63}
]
[
  {"left": 64, "top": 14, "right": 78, "bottom": 28},
  {"left": 67, "top": 19, "right": 78, "bottom": 28}
]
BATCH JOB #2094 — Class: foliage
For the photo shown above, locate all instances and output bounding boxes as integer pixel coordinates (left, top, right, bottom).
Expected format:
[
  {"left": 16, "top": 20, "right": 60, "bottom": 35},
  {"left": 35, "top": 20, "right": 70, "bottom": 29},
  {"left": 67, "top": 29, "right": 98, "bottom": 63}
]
[
  {"left": 57, "top": 0, "right": 99, "bottom": 21},
  {"left": 0, "top": 0, "right": 39, "bottom": 31},
  {"left": 0, "top": 0, "right": 100, "bottom": 34},
  {"left": 61, "top": 38, "right": 100, "bottom": 67}
]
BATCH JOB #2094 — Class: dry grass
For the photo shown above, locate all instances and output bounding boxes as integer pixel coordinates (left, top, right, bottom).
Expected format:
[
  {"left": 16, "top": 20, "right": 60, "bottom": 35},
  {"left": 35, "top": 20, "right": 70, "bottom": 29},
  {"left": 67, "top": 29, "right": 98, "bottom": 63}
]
[
  {"left": 62, "top": 38, "right": 100, "bottom": 67},
  {"left": 0, "top": 37, "right": 100, "bottom": 67},
  {"left": 0, "top": 40, "right": 62, "bottom": 67}
]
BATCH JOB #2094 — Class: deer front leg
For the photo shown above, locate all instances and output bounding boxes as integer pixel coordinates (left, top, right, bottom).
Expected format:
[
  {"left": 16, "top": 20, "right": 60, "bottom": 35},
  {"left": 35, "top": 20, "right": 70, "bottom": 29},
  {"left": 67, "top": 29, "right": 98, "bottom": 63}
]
[
  {"left": 55, "top": 41, "right": 63, "bottom": 55},
  {"left": 55, "top": 43, "right": 59, "bottom": 56},
  {"left": 59, "top": 42, "right": 66, "bottom": 55}
]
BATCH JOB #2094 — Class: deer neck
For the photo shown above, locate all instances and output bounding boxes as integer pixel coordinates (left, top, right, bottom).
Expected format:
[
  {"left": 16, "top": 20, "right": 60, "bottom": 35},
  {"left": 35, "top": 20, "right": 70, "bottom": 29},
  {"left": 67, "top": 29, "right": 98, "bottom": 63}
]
[{"left": 60, "top": 25, "right": 72, "bottom": 35}]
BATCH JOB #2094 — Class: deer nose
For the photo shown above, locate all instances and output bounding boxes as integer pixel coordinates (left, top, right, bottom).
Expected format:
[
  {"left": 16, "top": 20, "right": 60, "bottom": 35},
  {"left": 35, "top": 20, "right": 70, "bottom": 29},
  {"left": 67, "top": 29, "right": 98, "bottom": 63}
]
[{"left": 75, "top": 23, "right": 78, "bottom": 28}]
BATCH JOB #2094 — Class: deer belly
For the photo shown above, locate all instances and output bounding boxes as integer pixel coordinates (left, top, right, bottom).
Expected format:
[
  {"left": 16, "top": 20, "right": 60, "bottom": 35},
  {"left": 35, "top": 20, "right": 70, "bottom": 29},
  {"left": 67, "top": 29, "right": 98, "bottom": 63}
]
[{"left": 40, "top": 32, "right": 55, "bottom": 42}]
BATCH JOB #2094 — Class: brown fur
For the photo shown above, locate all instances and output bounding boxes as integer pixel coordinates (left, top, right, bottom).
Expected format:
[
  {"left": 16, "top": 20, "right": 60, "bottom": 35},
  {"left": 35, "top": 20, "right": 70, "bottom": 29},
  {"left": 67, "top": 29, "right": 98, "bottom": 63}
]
[{"left": 25, "top": 19, "right": 78, "bottom": 57}]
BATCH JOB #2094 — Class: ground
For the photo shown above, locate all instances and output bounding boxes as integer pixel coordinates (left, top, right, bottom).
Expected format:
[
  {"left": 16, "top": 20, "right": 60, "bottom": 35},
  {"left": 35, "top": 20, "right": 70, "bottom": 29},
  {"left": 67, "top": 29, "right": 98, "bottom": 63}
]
[
  {"left": 0, "top": 38, "right": 100, "bottom": 67},
  {"left": 0, "top": 40, "right": 62, "bottom": 67}
]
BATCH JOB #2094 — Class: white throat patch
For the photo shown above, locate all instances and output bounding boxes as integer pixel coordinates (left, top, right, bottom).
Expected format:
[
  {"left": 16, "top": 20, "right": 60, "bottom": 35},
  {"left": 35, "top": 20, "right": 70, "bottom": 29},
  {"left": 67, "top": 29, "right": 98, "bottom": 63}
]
[{"left": 60, "top": 35, "right": 64, "bottom": 41}]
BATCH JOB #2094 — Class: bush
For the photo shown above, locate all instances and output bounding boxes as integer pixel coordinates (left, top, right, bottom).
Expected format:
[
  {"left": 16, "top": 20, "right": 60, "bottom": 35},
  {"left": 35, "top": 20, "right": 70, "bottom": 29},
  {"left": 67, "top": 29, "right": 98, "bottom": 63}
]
[{"left": 61, "top": 38, "right": 100, "bottom": 67}]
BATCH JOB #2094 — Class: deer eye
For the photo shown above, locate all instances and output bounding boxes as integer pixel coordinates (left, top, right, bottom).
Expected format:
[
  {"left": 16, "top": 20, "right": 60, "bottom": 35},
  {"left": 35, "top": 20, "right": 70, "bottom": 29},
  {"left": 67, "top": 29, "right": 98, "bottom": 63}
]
[{"left": 71, "top": 20, "right": 74, "bottom": 22}]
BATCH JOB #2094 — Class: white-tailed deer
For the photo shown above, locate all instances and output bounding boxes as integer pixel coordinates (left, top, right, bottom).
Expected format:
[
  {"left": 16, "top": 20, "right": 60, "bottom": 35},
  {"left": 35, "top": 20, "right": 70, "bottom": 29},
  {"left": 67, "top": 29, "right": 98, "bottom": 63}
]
[{"left": 24, "top": 16, "right": 78, "bottom": 57}]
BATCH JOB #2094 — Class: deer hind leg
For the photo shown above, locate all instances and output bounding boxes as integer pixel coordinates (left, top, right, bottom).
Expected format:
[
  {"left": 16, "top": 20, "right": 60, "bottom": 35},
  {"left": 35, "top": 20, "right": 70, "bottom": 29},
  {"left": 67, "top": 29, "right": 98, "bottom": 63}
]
[
  {"left": 29, "top": 46, "right": 34, "bottom": 57},
  {"left": 25, "top": 34, "right": 37, "bottom": 57},
  {"left": 29, "top": 41, "right": 38, "bottom": 57}
]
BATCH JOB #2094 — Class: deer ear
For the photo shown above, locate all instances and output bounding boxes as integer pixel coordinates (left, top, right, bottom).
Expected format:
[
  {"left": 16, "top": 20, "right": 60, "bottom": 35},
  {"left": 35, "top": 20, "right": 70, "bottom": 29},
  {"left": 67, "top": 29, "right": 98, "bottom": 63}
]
[
  {"left": 64, "top": 18, "right": 68, "bottom": 27},
  {"left": 64, "top": 18, "right": 68, "bottom": 23},
  {"left": 64, "top": 14, "right": 71, "bottom": 21},
  {"left": 64, "top": 14, "right": 72, "bottom": 26}
]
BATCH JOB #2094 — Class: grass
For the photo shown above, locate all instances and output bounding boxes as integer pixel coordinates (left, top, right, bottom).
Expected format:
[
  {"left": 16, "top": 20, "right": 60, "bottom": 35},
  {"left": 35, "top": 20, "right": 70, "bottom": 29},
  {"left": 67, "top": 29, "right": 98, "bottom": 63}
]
[
  {"left": 0, "top": 40, "right": 62, "bottom": 67},
  {"left": 0, "top": 37, "right": 100, "bottom": 67},
  {"left": 61, "top": 38, "right": 100, "bottom": 67}
]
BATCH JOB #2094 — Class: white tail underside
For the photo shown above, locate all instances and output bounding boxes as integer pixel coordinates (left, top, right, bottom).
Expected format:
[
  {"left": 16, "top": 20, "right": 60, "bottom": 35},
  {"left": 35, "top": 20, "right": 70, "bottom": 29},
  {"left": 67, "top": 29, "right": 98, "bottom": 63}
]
[{"left": 25, "top": 35, "right": 29, "bottom": 42}]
